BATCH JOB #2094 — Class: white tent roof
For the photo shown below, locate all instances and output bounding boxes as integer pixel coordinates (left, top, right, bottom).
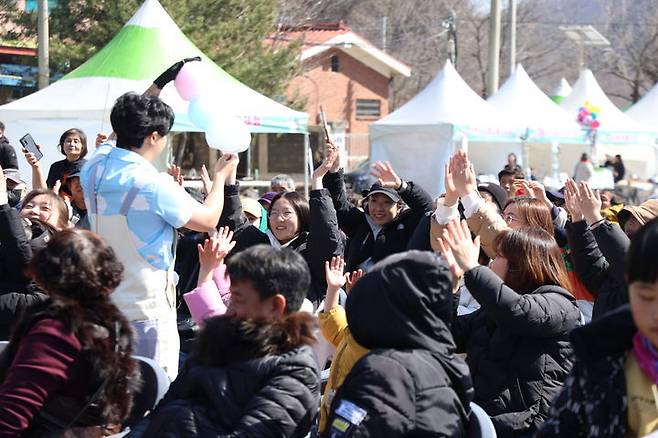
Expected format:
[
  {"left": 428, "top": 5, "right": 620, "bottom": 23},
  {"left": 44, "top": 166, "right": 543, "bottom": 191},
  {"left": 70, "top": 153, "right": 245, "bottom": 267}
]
[
  {"left": 550, "top": 78, "right": 572, "bottom": 100},
  {"left": 487, "top": 65, "right": 582, "bottom": 142},
  {"left": 560, "top": 69, "right": 653, "bottom": 143},
  {"left": 626, "top": 82, "right": 658, "bottom": 129},
  {"left": 371, "top": 60, "right": 519, "bottom": 141}
]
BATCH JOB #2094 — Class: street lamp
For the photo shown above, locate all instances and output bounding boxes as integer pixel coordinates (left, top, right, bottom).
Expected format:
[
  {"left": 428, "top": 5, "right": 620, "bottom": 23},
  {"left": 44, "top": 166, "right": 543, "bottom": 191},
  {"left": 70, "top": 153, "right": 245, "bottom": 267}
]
[{"left": 559, "top": 25, "right": 610, "bottom": 71}]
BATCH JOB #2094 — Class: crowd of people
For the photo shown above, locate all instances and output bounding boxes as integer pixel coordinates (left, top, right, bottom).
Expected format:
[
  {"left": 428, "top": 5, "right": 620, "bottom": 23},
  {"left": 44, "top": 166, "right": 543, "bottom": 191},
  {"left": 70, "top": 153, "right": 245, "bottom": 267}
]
[{"left": 0, "top": 59, "right": 657, "bottom": 437}]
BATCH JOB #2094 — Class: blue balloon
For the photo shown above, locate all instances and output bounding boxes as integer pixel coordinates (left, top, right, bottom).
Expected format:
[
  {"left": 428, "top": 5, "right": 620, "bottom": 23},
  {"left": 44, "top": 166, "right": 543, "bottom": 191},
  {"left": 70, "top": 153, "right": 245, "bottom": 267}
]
[{"left": 188, "top": 96, "right": 214, "bottom": 129}]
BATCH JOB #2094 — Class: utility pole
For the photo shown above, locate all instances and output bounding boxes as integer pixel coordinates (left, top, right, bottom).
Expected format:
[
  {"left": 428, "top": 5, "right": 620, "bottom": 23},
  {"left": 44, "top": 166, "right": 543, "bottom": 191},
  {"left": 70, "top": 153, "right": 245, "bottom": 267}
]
[
  {"left": 442, "top": 10, "right": 457, "bottom": 66},
  {"left": 382, "top": 16, "right": 388, "bottom": 52},
  {"left": 37, "top": 0, "right": 49, "bottom": 89},
  {"left": 486, "top": 0, "right": 501, "bottom": 96},
  {"left": 508, "top": 0, "right": 516, "bottom": 76}
]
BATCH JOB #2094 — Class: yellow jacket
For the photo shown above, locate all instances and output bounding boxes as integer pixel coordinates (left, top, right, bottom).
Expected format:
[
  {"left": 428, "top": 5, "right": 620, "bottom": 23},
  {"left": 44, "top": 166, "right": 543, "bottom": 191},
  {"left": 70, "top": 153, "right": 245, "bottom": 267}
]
[{"left": 317, "top": 306, "right": 369, "bottom": 432}]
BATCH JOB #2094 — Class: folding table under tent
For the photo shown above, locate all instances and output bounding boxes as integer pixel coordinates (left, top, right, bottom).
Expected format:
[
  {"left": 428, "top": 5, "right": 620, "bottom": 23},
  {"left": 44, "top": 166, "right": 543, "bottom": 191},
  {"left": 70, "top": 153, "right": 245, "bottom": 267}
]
[
  {"left": 559, "top": 69, "right": 655, "bottom": 179},
  {"left": 485, "top": 65, "right": 584, "bottom": 180},
  {"left": 0, "top": 0, "right": 309, "bottom": 187},
  {"left": 369, "top": 61, "right": 520, "bottom": 197}
]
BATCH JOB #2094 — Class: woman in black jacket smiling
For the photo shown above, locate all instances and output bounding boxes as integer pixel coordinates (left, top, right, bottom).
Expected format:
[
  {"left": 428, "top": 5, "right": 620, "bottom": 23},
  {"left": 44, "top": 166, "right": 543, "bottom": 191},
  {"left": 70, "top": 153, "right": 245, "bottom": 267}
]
[
  {"left": 439, "top": 219, "right": 581, "bottom": 437},
  {"left": 218, "top": 147, "right": 344, "bottom": 306}
]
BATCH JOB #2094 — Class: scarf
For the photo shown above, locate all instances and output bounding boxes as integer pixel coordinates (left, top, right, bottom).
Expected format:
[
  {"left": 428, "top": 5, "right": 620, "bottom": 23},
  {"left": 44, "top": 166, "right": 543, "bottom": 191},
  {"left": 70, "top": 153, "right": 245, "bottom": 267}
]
[{"left": 633, "top": 331, "right": 658, "bottom": 384}]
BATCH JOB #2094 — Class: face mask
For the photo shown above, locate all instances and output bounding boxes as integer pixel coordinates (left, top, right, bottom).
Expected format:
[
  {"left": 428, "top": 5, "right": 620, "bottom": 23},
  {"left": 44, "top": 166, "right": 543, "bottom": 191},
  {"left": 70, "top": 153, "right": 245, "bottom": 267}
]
[{"left": 7, "top": 189, "right": 23, "bottom": 208}]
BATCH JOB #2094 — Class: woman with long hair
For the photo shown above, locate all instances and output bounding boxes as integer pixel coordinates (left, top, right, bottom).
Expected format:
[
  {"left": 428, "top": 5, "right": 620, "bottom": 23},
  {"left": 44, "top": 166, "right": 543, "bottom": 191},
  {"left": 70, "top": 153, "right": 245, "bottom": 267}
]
[
  {"left": 0, "top": 229, "right": 140, "bottom": 436},
  {"left": 438, "top": 219, "right": 581, "bottom": 437}
]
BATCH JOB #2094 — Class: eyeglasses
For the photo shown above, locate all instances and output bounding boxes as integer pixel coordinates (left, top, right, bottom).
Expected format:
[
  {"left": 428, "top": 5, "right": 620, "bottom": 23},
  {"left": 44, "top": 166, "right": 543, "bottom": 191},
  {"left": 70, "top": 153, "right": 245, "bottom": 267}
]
[{"left": 269, "top": 210, "right": 295, "bottom": 220}]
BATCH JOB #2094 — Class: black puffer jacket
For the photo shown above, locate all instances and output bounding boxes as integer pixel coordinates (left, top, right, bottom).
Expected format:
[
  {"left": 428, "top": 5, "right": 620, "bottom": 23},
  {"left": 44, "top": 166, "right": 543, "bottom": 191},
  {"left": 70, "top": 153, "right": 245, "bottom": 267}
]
[
  {"left": 218, "top": 185, "right": 344, "bottom": 305},
  {"left": 0, "top": 136, "right": 18, "bottom": 170},
  {"left": 566, "top": 220, "right": 630, "bottom": 319},
  {"left": 453, "top": 266, "right": 581, "bottom": 438},
  {"left": 536, "top": 305, "right": 635, "bottom": 437},
  {"left": 323, "top": 251, "right": 473, "bottom": 437},
  {"left": 0, "top": 204, "right": 48, "bottom": 339},
  {"left": 323, "top": 170, "right": 433, "bottom": 272},
  {"left": 128, "top": 315, "right": 320, "bottom": 438}
]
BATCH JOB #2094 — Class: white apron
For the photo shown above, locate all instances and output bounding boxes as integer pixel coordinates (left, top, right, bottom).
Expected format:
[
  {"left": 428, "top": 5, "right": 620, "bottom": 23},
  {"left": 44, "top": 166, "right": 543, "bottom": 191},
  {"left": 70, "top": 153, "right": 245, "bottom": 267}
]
[{"left": 87, "top": 163, "right": 179, "bottom": 379}]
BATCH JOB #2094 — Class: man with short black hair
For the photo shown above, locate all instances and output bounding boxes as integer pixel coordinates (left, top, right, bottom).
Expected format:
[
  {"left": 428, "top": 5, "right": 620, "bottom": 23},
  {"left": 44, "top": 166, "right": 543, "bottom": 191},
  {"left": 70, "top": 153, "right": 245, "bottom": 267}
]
[
  {"left": 226, "top": 244, "right": 310, "bottom": 318},
  {"left": 0, "top": 121, "right": 19, "bottom": 170}
]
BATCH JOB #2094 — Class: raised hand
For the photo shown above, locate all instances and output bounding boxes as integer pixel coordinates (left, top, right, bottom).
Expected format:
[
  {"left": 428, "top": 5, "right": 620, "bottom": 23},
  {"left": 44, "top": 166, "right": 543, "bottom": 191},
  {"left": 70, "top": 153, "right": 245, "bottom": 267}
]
[
  {"left": 325, "top": 256, "right": 346, "bottom": 292},
  {"left": 444, "top": 158, "right": 459, "bottom": 207},
  {"left": 435, "top": 236, "right": 464, "bottom": 282},
  {"left": 313, "top": 142, "right": 339, "bottom": 180},
  {"left": 200, "top": 164, "right": 213, "bottom": 195},
  {"left": 370, "top": 161, "right": 402, "bottom": 190},
  {"left": 563, "top": 179, "right": 583, "bottom": 222},
  {"left": 215, "top": 226, "right": 236, "bottom": 258},
  {"left": 578, "top": 181, "right": 603, "bottom": 226},
  {"left": 345, "top": 269, "right": 364, "bottom": 294},
  {"left": 450, "top": 150, "right": 477, "bottom": 197},
  {"left": 22, "top": 147, "right": 41, "bottom": 169},
  {"left": 214, "top": 153, "right": 239, "bottom": 182},
  {"left": 52, "top": 179, "right": 62, "bottom": 194},
  {"left": 441, "top": 219, "right": 481, "bottom": 272},
  {"left": 324, "top": 255, "right": 346, "bottom": 311},
  {"left": 168, "top": 164, "right": 184, "bottom": 186},
  {"left": 96, "top": 133, "right": 108, "bottom": 147},
  {"left": 153, "top": 56, "right": 201, "bottom": 89},
  {"left": 197, "top": 227, "right": 236, "bottom": 286}
]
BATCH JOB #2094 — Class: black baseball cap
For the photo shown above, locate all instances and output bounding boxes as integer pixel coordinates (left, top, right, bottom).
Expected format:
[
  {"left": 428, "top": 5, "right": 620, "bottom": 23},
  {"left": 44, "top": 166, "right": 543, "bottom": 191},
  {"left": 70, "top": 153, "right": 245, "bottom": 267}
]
[{"left": 366, "top": 183, "right": 400, "bottom": 202}]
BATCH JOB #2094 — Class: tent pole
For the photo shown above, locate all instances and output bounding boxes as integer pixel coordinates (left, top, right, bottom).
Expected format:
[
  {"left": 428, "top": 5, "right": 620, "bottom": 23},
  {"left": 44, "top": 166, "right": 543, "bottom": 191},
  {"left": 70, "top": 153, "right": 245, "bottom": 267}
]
[
  {"left": 551, "top": 141, "right": 560, "bottom": 181},
  {"left": 304, "top": 132, "right": 310, "bottom": 198}
]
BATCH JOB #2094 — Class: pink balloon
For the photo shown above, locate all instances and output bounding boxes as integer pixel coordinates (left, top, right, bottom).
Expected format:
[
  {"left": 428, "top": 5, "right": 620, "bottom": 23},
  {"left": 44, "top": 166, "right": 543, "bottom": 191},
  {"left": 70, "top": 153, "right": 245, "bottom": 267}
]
[
  {"left": 174, "top": 61, "right": 206, "bottom": 101},
  {"left": 591, "top": 120, "right": 600, "bottom": 129}
]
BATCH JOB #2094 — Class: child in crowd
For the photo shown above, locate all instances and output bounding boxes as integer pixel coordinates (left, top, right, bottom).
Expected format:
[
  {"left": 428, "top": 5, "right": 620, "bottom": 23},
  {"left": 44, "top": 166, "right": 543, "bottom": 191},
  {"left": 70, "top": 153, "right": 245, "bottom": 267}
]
[
  {"left": 317, "top": 256, "right": 366, "bottom": 433},
  {"left": 537, "top": 217, "right": 658, "bottom": 437},
  {"left": 183, "top": 226, "right": 235, "bottom": 326}
]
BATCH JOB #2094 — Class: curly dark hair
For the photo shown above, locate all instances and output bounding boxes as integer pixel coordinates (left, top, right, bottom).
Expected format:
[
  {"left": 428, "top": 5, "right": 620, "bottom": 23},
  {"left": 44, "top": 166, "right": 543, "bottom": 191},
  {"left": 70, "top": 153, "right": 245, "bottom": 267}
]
[
  {"left": 28, "top": 229, "right": 123, "bottom": 302},
  {"left": 23, "top": 229, "right": 139, "bottom": 424},
  {"left": 110, "top": 92, "right": 175, "bottom": 150}
]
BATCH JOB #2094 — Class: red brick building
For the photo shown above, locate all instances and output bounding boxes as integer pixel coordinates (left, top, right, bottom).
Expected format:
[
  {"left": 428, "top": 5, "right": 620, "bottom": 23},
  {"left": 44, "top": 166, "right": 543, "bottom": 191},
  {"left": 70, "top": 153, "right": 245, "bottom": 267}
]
[{"left": 277, "top": 22, "right": 410, "bottom": 169}]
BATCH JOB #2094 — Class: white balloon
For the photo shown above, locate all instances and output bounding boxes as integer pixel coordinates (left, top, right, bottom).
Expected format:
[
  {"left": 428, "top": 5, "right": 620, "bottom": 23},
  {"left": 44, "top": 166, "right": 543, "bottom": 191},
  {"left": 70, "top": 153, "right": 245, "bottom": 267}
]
[{"left": 204, "top": 113, "right": 252, "bottom": 153}]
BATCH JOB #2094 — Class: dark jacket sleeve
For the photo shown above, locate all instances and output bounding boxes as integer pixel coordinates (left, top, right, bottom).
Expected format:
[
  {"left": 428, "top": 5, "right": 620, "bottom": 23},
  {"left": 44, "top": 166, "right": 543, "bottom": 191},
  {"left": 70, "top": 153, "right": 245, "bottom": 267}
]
[
  {"left": 566, "top": 220, "right": 608, "bottom": 295},
  {"left": 305, "top": 189, "right": 345, "bottom": 301},
  {"left": 406, "top": 212, "right": 432, "bottom": 251},
  {"left": 592, "top": 221, "right": 630, "bottom": 285},
  {"left": 451, "top": 310, "right": 479, "bottom": 354},
  {"left": 0, "top": 142, "right": 18, "bottom": 170},
  {"left": 0, "top": 204, "right": 32, "bottom": 285},
  {"left": 323, "top": 170, "right": 366, "bottom": 238},
  {"left": 534, "top": 367, "right": 587, "bottom": 437},
  {"left": 463, "top": 266, "right": 580, "bottom": 337},
  {"left": 323, "top": 354, "right": 414, "bottom": 437},
  {"left": 398, "top": 181, "right": 434, "bottom": 225}
]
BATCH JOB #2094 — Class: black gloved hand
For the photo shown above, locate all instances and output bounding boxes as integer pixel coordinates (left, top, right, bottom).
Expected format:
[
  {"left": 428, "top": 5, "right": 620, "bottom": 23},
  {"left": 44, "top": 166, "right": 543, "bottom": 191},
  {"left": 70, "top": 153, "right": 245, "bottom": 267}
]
[{"left": 153, "top": 56, "right": 201, "bottom": 89}]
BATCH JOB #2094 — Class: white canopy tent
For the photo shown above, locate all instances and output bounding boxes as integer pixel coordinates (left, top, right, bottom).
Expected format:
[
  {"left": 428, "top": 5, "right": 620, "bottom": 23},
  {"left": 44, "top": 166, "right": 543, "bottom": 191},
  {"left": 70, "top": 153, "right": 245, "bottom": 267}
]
[
  {"left": 627, "top": 83, "right": 658, "bottom": 129},
  {"left": 486, "top": 65, "right": 584, "bottom": 179},
  {"left": 559, "top": 69, "right": 655, "bottom": 179},
  {"left": 369, "top": 61, "right": 520, "bottom": 196},
  {"left": 0, "top": 0, "right": 308, "bottom": 186}
]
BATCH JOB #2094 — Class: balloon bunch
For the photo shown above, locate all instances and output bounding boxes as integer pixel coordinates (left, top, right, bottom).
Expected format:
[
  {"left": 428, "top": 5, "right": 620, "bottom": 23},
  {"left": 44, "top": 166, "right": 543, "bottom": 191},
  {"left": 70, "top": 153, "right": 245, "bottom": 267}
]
[
  {"left": 577, "top": 101, "right": 601, "bottom": 130},
  {"left": 174, "top": 61, "right": 251, "bottom": 153}
]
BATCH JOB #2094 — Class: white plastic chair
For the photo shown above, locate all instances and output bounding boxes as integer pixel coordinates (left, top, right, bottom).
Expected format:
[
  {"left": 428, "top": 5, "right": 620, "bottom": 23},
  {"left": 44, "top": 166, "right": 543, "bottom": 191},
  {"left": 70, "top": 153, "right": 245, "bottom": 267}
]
[{"left": 468, "top": 402, "right": 497, "bottom": 438}]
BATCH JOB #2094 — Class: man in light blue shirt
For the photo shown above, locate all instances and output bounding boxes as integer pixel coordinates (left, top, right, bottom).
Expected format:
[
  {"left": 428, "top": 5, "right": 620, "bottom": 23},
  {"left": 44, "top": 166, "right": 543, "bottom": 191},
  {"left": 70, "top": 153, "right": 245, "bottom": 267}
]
[{"left": 82, "top": 85, "right": 237, "bottom": 378}]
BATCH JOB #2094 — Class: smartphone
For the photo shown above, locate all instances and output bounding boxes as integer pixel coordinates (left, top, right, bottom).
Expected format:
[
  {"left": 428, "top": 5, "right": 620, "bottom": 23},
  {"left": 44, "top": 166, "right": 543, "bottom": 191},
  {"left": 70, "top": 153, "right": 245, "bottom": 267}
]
[
  {"left": 319, "top": 105, "right": 331, "bottom": 143},
  {"left": 19, "top": 134, "right": 43, "bottom": 161}
]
